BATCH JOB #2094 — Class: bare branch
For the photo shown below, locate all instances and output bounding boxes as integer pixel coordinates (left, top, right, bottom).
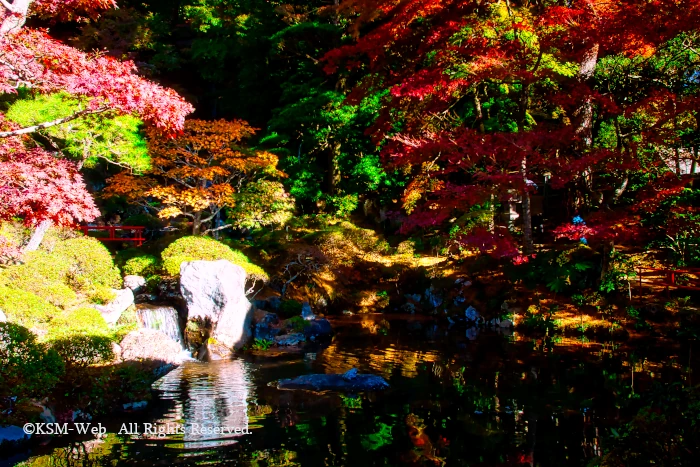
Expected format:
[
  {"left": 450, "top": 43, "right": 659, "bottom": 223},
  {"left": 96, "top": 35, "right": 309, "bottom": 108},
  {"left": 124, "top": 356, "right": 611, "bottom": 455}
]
[{"left": 0, "top": 107, "right": 108, "bottom": 138}]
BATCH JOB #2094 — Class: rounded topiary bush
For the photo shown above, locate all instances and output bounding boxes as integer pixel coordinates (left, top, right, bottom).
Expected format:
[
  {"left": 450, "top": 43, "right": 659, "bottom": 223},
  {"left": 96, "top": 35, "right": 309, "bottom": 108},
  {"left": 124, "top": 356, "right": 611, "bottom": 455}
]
[
  {"left": 0, "top": 286, "right": 60, "bottom": 328},
  {"left": 123, "top": 254, "right": 159, "bottom": 276},
  {"left": 49, "top": 307, "right": 110, "bottom": 338},
  {"left": 49, "top": 334, "right": 115, "bottom": 368},
  {"left": 161, "top": 236, "right": 268, "bottom": 280},
  {"left": 52, "top": 236, "right": 121, "bottom": 290},
  {"left": 1, "top": 251, "right": 77, "bottom": 307}
]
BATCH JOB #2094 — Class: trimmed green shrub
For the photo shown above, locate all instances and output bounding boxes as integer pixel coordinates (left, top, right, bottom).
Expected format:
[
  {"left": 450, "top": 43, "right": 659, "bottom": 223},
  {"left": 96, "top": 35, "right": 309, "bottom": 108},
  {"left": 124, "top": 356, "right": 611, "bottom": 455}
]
[
  {"left": 1, "top": 251, "right": 77, "bottom": 307},
  {"left": 0, "top": 322, "right": 64, "bottom": 399},
  {"left": 161, "top": 236, "right": 268, "bottom": 280},
  {"left": 49, "top": 307, "right": 110, "bottom": 338},
  {"left": 52, "top": 236, "right": 121, "bottom": 290},
  {"left": 87, "top": 285, "right": 117, "bottom": 305},
  {"left": 49, "top": 334, "right": 115, "bottom": 368},
  {"left": 123, "top": 254, "right": 159, "bottom": 276},
  {"left": 0, "top": 286, "right": 59, "bottom": 328}
]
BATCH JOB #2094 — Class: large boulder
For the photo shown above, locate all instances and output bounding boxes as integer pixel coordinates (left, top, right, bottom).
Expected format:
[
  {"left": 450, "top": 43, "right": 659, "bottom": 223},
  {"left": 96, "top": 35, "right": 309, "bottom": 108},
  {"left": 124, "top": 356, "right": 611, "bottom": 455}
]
[
  {"left": 180, "top": 260, "right": 253, "bottom": 351},
  {"left": 120, "top": 328, "right": 185, "bottom": 365},
  {"left": 92, "top": 288, "right": 134, "bottom": 325}
]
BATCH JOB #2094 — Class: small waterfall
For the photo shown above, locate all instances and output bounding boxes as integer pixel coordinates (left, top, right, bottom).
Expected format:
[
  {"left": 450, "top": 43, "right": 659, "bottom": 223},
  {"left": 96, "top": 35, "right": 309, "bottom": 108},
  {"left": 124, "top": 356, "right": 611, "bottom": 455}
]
[{"left": 136, "top": 304, "right": 184, "bottom": 348}]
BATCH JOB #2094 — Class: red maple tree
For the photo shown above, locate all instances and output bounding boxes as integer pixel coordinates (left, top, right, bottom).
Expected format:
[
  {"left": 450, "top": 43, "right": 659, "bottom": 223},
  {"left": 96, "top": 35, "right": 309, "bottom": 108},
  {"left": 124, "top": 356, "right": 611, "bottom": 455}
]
[{"left": 324, "top": 0, "right": 700, "bottom": 256}]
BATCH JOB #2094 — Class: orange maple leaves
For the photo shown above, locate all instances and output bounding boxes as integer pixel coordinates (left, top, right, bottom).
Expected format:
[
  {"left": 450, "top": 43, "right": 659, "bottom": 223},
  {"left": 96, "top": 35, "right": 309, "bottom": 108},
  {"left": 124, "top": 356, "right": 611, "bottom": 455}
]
[{"left": 104, "top": 119, "right": 282, "bottom": 232}]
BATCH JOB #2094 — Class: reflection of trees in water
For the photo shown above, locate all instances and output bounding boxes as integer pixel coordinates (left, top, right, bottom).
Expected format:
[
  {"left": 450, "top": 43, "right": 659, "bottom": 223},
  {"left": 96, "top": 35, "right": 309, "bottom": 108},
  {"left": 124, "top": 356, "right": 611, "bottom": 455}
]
[
  {"left": 317, "top": 342, "right": 441, "bottom": 378},
  {"left": 165, "top": 360, "right": 251, "bottom": 448}
]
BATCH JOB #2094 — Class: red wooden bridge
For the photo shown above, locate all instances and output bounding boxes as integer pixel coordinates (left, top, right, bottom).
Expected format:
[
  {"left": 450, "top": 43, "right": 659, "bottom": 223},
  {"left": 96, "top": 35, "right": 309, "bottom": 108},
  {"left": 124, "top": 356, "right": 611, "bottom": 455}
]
[
  {"left": 636, "top": 266, "right": 700, "bottom": 295},
  {"left": 80, "top": 225, "right": 145, "bottom": 246}
]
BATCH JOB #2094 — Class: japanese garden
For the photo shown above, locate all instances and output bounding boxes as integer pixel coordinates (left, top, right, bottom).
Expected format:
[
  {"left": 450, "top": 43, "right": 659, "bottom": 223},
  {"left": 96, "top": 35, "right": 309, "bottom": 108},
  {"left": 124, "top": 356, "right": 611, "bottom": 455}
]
[{"left": 1, "top": 1, "right": 700, "bottom": 465}]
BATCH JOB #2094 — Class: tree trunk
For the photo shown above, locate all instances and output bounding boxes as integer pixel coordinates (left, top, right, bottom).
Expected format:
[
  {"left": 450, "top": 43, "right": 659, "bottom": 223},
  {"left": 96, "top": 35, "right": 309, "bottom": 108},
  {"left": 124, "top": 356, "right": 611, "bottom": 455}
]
[
  {"left": 23, "top": 219, "right": 51, "bottom": 252},
  {"left": 521, "top": 157, "right": 534, "bottom": 255},
  {"left": 192, "top": 212, "right": 202, "bottom": 236},
  {"left": 0, "top": 0, "right": 31, "bottom": 36},
  {"left": 326, "top": 142, "right": 341, "bottom": 195},
  {"left": 576, "top": 44, "right": 600, "bottom": 206}
]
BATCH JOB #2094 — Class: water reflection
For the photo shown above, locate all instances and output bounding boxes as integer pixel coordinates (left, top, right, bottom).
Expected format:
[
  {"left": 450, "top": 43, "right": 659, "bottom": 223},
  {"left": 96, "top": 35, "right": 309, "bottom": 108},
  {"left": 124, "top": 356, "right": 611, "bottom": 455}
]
[
  {"left": 152, "top": 359, "right": 251, "bottom": 449},
  {"left": 9, "top": 316, "right": 698, "bottom": 467}
]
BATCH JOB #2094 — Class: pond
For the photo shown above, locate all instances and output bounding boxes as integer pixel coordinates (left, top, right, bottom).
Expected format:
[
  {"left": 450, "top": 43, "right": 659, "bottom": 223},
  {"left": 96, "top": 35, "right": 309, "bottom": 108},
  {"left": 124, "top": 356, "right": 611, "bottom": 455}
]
[{"left": 6, "top": 315, "right": 695, "bottom": 466}]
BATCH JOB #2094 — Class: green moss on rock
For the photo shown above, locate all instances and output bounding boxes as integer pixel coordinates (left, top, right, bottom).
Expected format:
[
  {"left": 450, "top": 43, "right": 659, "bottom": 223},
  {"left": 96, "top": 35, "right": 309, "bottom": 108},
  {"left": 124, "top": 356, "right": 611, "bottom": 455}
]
[{"left": 161, "top": 236, "right": 268, "bottom": 280}]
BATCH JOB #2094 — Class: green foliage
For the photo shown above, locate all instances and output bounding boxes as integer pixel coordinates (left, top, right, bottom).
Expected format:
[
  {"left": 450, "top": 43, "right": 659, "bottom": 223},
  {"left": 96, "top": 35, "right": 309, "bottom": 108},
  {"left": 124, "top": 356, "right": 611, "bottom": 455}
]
[
  {"left": 523, "top": 305, "right": 560, "bottom": 335},
  {"left": 278, "top": 300, "right": 303, "bottom": 319},
  {"left": 251, "top": 338, "right": 273, "bottom": 351},
  {"left": 323, "top": 194, "right": 359, "bottom": 218},
  {"left": 600, "top": 383, "right": 700, "bottom": 465},
  {"left": 123, "top": 254, "right": 159, "bottom": 276},
  {"left": 49, "top": 334, "right": 115, "bottom": 368},
  {"left": 49, "top": 307, "right": 110, "bottom": 339},
  {"left": 0, "top": 323, "right": 64, "bottom": 400},
  {"left": 285, "top": 315, "right": 310, "bottom": 332},
  {"left": 0, "top": 251, "right": 77, "bottom": 307},
  {"left": 6, "top": 93, "right": 150, "bottom": 173},
  {"left": 0, "top": 286, "right": 59, "bottom": 329},
  {"left": 52, "top": 236, "right": 122, "bottom": 291},
  {"left": 161, "top": 236, "right": 268, "bottom": 280},
  {"left": 506, "top": 247, "right": 599, "bottom": 294},
  {"left": 600, "top": 250, "right": 637, "bottom": 295},
  {"left": 122, "top": 213, "right": 164, "bottom": 230},
  {"left": 227, "top": 180, "right": 295, "bottom": 229}
]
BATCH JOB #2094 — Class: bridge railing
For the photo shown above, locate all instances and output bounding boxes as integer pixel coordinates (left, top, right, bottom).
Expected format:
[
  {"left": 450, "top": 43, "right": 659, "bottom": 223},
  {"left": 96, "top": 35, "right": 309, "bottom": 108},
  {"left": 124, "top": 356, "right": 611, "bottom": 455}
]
[{"left": 80, "top": 225, "right": 145, "bottom": 246}]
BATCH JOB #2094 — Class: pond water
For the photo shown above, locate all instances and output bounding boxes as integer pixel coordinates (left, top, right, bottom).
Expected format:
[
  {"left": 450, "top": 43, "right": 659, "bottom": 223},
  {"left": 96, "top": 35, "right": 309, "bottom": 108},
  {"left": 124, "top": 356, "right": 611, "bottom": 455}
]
[{"left": 6, "top": 316, "right": 695, "bottom": 466}]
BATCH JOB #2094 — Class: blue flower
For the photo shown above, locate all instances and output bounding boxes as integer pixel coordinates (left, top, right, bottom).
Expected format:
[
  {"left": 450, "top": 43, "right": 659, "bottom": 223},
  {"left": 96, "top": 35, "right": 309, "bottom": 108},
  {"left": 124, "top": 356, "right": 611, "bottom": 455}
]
[{"left": 572, "top": 216, "right": 585, "bottom": 225}]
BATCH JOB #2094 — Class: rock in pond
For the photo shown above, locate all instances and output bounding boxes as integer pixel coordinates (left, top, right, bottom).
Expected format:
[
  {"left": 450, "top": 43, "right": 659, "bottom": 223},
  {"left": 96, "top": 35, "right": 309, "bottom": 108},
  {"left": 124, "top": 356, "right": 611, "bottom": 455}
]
[
  {"left": 304, "top": 318, "right": 332, "bottom": 340},
  {"left": 92, "top": 288, "right": 134, "bottom": 325},
  {"left": 180, "top": 260, "right": 253, "bottom": 350},
  {"left": 301, "top": 301, "right": 316, "bottom": 320},
  {"left": 120, "top": 328, "right": 186, "bottom": 365},
  {"left": 276, "top": 368, "right": 389, "bottom": 392},
  {"left": 275, "top": 333, "right": 306, "bottom": 346}
]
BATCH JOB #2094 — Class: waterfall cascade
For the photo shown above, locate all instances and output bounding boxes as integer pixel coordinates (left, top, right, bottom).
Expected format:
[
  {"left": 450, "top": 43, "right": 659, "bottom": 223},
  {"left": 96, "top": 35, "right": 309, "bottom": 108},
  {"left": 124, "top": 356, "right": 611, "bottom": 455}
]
[{"left": 136, "top": 304, "right": 185, "bottom": 347}]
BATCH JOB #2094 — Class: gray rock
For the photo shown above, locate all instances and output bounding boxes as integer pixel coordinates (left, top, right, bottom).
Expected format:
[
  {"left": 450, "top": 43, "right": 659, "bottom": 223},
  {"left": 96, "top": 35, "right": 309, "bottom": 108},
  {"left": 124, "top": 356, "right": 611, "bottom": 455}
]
[
  {"left": 254, "top": 311, "right": 281, "bottom": 341},
  {"left": 304, "top": 318, "right": 332, "bottom": 339},
  {"left": 465, "top": 306, "right": 480, "bottom": 322},
  {"left": 123, "top": 275, "right": 146, "bottom": 293},
  {"left": 500, "top": 319, "right": 513, "bottom": 328},
  {"left": 0, "top": 308, "right": 6, "bottom": 322},
  {"left": 275, "top": 333, "right": 306, "bottom": 346},
  {"left": 276, "top": 370, "right": 389, "bottom": 392},
  {"left": 180, "top": 260, "right": 253, "bottom": 350},
  {"left": 122, "top": 401, "right": 148, "bottom": 411},
  {"left": 72, "top": 410, "right": 92, "bottom": 422},
  {"left": 405, "top": 294, "right": 422, "bottom": 302},
  {"left": 466, "top": 326, "right": 480, "bottom": 341},
  {"left": 424, "top": 287, "right": 443, "bottom": 308},
  {"left": 301, "top": 301, "right": 316, "bottom": 321},
  {"left": 120, "top": 328, "right": 185, "bottom": 365},
  {"left": 342, "top": 310, "right": 354, "bottom": 316},
  {"left": 92, "top": 288, "right": 134, "bottom": 325}
]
